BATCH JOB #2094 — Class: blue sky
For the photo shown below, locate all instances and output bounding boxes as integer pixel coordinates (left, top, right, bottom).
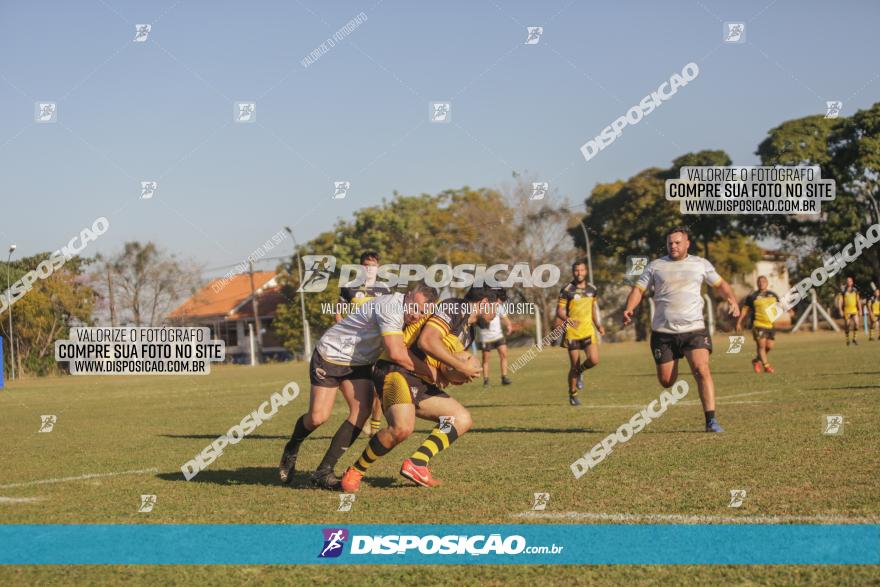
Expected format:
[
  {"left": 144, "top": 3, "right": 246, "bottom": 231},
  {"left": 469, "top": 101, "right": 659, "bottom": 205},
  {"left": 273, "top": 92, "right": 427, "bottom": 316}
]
[{"left": 1, "top": 0, "right": 878, "bottom": 275}]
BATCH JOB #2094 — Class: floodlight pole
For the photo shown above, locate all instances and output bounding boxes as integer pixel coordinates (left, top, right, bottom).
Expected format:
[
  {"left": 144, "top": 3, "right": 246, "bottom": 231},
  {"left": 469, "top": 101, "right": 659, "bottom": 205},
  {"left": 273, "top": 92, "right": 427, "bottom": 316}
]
[
  {"left": 577, "top": 221, "right": 594, "bottom": 286},
  {"left": 576, "top": 221, "right": 601, "bottom": 342},
  {"left": 248, "top": 261, "right": 263, "bottom": 363},
  {"left": 6, "top": 245, "right": 15, "bottom": 381},
  {"left": 284, "top": 227, "right": 312, "bottom": 362}
]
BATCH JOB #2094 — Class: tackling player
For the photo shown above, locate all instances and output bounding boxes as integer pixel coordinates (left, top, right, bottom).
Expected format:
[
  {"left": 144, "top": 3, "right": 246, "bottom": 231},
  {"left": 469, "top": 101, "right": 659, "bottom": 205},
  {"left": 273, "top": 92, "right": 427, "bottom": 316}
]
[
  {"left": 736, "top": 276, "right": 780, "bottom": 374},
  {"left": 278, "top": 283, "right": 438, "bottom": 489},
  {"left": 557, "top": 260, "right": 605, "bottom": 406},
  {"left": 477, "top": 293, "right": 513, "bottom": 387},
  {"left": 869, "top": 289, "right": 880, "bottom": 341},
  {"left": 339, "top": 287, "right": 497, "bottom": 492},
  {"left": 336, "top": 251, "right": 392, "bottom": 437},
  {"left": 838, "top": 276, "right": 862, "bottom": 346},
  {"left": 622, "top": 226, "right": 740, "bottom": 432}
]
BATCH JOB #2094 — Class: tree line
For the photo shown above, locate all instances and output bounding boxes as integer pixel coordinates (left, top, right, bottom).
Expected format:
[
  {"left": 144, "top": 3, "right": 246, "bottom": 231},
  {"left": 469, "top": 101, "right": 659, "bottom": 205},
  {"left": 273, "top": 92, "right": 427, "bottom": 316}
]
[{"left": 3, "top": 101, "right": 877, "bottom": 374}]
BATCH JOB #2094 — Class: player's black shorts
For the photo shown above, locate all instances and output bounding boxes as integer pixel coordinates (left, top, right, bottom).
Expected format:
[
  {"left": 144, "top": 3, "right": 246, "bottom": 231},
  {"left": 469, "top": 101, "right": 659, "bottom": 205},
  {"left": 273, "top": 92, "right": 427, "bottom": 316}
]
[
  {"left": 309, "top": 350, "right": 372, "bottom": 387},
  {"left": 752, "top": 327, "right": 775, "bottom": 341},
  {"left": 478, "top": 337, "right": 507, "bottom": 351},
  {"left": 650, "top": 329, "right": 712, "bottom": 364},
  {"left": 372, "top": 360, "right": 448, "bottom": 409},
  {"left": 563, "top": 336, "right": 592, "bottom": 350}
]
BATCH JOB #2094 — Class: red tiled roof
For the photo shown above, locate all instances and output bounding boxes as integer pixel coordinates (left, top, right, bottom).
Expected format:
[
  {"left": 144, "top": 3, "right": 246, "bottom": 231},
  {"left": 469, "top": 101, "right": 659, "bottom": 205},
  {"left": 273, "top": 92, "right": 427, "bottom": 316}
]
[
  {"left": 169, "top": 271, "right": 277, "bottom": 320},
  {"left": 229, "top": 288, "right": 287, "bottom": 320}
]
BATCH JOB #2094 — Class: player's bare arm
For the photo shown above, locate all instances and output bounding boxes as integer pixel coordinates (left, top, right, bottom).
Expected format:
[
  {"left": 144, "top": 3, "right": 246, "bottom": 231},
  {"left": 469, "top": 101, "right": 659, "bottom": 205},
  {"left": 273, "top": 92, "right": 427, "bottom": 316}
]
[
  {"left": 736, "top": 305, "right": 749, "bottom": 332},
  {"left": 592, "top": 299, "right": 606, "bottom": 336},
  {"left": 556, "top": 303, "right": 569, "bottom": 325},
  {"left": 501, "top": 314, "right": 513, "bottom": 336},
  {"left": 410, "top": 350, "right": 439, "bottom": 384},
  {"left": 417, "top": 326, "right": 481, "bottom": 379},
  {"left": 622, "top": 286, "right": 644, "bottom": 325},
  {"left": 713, "top": 278, "right": 740, "bottom": 318},
  {"left": 382, "top": 333, "right": 414, "bottom": 370},
  {"left": 381, "top": 333, "right": 437, "bottom": 383}
]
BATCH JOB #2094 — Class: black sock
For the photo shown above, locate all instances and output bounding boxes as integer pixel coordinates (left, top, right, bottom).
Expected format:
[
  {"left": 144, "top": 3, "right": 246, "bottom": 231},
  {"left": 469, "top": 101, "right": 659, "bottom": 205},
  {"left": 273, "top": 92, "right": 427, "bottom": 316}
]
[
  {"left": 316, "top": 420, "right": 362, "bottom": 472},
  {"left": 289, "top": 415, "right": 313, "bottom": 444},
  {"left": 579, "top": 361, "right": 595, "bottom": 374},
  {"left": 705, "top": 410, "right": 716, "bottom": 424}
]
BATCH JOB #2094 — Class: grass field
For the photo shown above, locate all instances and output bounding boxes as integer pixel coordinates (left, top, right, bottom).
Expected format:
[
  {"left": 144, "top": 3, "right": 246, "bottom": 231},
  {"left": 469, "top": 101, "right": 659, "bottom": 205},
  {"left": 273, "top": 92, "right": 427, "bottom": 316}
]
[{"left": 1, "top": 331, "right": 878, "bottom": 585}]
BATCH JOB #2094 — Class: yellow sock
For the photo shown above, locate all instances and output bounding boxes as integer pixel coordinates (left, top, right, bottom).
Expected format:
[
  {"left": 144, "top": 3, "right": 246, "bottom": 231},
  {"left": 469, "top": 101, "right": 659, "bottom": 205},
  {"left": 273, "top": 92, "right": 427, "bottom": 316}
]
[{"left": 409, "top": 426, "right": 459, "bottom": 466}]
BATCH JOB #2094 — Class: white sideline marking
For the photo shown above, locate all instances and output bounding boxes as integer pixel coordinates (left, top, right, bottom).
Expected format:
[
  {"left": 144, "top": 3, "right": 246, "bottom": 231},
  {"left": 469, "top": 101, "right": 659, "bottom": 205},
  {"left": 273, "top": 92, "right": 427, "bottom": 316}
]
[
  {"left": 0, "top": 467, "right": 159, "bottom": 489},
  {"left": 513, "top": 512, "right": 880, "bottom": 524},
  {"left": 679, "top": 389, "right": 777, "bottom": 405},
  {"left": 587, "top": 390, "right": 777, "bottom": 409},
  {"left": 686, "top": 400, "right": 768, "bottom": 406},
  {"left": 0, "top": 496, "right": 44, "bottom": 504}
]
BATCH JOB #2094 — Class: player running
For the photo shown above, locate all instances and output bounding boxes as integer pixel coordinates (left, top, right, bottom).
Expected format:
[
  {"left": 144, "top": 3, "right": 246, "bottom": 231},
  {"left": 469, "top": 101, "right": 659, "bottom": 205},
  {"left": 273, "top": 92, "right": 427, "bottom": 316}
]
[
  {"left": 335, "top": 251, "right": 392, "bottom": 437},
  {"left": 838, "top": 276, "right": 862, "bottom": 346},
  {"left": 622, "top": 226, "right": 740, "bottom": 432},
  {"left": 339, "top": 287, "right": 497, "bottom": 492},
  {"left": 278, "top": 283, "right": 438, "bottom": 489},
  {"left": 869, "top": 289, "right": 880, "bottom": 341},
  {"left": 477, "top": 292, "right": 513, "bottom": 387},
  {"left": 736, "top": 276, "right": 780, "bottom": 374},
  {"left": 557, "top": 260, "right": 605, "bottom": 406}
]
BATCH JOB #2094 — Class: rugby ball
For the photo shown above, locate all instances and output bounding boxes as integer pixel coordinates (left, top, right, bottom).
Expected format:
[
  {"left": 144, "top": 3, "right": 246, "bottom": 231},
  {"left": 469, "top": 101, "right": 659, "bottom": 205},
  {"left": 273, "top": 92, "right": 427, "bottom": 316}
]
[{"left": 441, "top": 351, "right": 480, "bottom": 385}]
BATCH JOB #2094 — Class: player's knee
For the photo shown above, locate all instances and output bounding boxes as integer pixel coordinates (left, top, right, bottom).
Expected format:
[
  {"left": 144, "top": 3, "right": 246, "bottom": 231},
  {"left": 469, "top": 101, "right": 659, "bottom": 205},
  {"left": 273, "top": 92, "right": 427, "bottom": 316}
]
[
  {"left": 309, "top": 409, "right": 332, "bottom": 427},
  {"left": 453, "top": 410, "right": 473, "bottom": 434},
  {"left": 657, "top": 373, "right": 676, "bottom": 388},
  {"left": 389, "top": 424, "right": 413, "bottom": 443},
  {"left": 659, "top": 377, "right": 675, "bottom": 388},
  {"left": 692, "top": 364, "right": 712, "bottom": 380}
]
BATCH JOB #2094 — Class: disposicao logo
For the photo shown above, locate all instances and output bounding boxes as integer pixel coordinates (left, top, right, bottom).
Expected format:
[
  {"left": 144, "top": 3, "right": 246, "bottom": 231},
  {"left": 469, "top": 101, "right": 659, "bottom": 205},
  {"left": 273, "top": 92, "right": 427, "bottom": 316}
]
[{"left": 319, "top": 528, "right": 349, "bottom": 558}]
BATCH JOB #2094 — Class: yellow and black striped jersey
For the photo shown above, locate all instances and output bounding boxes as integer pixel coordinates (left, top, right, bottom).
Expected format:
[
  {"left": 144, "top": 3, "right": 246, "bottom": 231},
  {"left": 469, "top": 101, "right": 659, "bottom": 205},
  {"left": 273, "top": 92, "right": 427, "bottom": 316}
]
[
  {"left": 841, "top": 287, "right": 860, "bottom": 315},
  {"left": 418, "top": 298, "right": 474, "bottom": 369},
  {"left": 377, "top": 314, "right": 430, "bottom": 362},
  {"left": 558, "top": 282, "right": 598, "bottom": 340},
  {"left": 339, "top": 281, "right": 392, "bottom": 313},
  {"left": 743, "top": 289, "right": 780, "bottom": 329}
]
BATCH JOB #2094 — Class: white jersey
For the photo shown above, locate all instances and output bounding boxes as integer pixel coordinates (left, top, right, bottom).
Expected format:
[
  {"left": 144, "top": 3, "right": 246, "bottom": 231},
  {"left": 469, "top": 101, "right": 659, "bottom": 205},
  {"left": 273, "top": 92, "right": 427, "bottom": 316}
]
[
  {"left": 315, "top": 293, "right": 404, "bottom": 365},
  {"left": 478, "top": 305, "right": 507, "bottom": 343},
  {"left": 636, "top": 255, "right": 722, "bottom": 334}
]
